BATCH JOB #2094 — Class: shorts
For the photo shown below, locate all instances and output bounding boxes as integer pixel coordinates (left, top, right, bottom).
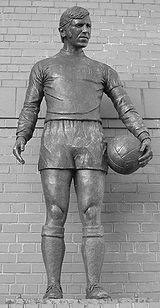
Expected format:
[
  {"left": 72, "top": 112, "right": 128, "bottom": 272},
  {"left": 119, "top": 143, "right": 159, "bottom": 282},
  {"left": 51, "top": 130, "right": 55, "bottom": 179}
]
[{"left": 38, "top": 120, "right": 108, "bottom": 173}]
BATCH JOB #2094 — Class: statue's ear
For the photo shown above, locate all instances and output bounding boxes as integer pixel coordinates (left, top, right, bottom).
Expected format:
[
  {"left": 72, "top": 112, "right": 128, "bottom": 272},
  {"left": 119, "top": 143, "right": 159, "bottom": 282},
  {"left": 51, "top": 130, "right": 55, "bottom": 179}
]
[{"left": 59, "top": 28, "right": 66, "bottom": 39}]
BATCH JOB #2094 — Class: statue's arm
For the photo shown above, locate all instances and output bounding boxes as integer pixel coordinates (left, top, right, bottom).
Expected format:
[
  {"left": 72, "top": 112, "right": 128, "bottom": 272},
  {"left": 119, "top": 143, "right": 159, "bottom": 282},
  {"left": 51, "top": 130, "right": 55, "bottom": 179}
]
[
  {"left": 103, "top": 66, "right": 153, "bottom": 166},
  {"left": 16, "top": 62, "right": 44, "bottom": 142},
  {"left": 13, "top": 62, "right": 44, "bottom": 164}
]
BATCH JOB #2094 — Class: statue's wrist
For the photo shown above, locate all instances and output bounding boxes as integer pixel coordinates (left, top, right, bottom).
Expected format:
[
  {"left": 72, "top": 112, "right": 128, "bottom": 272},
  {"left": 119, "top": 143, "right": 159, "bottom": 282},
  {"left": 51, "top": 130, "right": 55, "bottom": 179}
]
[
  {"left": 138, "top": 132, "right": 151, "bottom": 142},
  {"left": 16, "top": 136, "right": 27, "bottom": 144}
]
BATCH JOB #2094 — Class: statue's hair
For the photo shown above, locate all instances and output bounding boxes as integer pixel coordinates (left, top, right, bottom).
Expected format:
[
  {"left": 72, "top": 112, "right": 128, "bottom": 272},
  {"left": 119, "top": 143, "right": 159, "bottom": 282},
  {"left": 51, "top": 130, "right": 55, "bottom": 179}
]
[{"left": 59, "top": 6, "right": 89, "bottom": 30}]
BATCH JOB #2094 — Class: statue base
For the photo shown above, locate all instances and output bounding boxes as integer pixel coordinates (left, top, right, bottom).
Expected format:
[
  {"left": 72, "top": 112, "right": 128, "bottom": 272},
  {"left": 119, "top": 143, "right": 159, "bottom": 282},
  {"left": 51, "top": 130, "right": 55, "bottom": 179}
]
[{"left": 3, "top": 299, "right": 160, "bottom": 308}]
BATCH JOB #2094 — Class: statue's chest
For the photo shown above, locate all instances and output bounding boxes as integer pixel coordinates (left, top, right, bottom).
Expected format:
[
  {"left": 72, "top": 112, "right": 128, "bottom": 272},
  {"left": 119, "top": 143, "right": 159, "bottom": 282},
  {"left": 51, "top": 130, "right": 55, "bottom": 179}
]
[{"left": 44, "top": 59, "right": 102, "bottom": 85}]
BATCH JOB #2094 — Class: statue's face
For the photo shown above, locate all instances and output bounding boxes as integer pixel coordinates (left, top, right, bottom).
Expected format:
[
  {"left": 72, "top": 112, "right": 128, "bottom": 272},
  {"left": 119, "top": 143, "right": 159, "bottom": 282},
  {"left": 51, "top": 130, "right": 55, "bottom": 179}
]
[{"left": 64, "top": 15, "right": 91, "bottom": 48}]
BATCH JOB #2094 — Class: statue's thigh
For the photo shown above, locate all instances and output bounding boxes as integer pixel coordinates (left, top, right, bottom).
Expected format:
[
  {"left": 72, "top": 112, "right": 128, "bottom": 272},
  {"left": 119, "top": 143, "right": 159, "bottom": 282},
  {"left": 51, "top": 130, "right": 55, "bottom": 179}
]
[
  {"left": 41, "top": 169, "right": 73, "bottom": 224},
  {"left": 74, "top": 170, "right": 105, "bottom": 225}
]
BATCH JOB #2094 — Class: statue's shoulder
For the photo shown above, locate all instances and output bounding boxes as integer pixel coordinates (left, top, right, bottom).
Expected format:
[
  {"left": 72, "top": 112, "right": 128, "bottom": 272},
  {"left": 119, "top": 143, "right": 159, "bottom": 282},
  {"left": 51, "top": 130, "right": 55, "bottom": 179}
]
[
  {"left": 84, "top": 55, "right": 112, "bottom": 73},
  {"left": 33, "top": 52, "right": 61, "bottom": 70}
]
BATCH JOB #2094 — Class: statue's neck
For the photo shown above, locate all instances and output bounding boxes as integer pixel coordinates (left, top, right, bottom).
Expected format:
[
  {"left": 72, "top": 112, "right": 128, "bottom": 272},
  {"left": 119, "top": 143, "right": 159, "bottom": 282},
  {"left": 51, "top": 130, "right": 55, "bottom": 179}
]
[
  {"left": 60, "top": 47, "right": 85, "bottom": 57},
  {"left": 61, "top": 42, "right": 85, "bottom": 56}
]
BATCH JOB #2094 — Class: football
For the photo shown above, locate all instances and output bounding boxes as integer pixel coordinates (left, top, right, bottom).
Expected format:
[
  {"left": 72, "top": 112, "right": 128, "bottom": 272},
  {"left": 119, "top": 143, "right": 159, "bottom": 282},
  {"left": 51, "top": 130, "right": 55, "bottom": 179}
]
[{"left": 106, "top": 135, "right": 142, "bottom": 175}]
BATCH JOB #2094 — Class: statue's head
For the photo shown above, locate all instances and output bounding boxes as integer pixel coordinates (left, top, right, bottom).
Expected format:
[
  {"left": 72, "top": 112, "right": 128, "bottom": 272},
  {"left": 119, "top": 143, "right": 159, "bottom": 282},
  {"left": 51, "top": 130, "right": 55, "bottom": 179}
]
[{"left": 58, "top": 6, "right": 91, "bottom": 48}]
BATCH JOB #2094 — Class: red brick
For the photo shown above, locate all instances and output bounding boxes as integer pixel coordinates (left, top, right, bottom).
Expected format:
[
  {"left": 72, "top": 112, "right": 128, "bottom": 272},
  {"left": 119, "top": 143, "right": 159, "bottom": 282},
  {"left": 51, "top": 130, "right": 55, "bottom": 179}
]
[
  {"left": 9, "top": 244, "right": 22, "bottom": 253},
  {"left": 0, "top": 233, "right": 16, "bottom": 242},
  {"left": 32, "top": 263, "right": 45, "bottom": 273},
  {"left": 149, "top": 243, "right": 160, "bottom": 252},
  {"left": 144, "top": 203, "right": 158, "bottom": 212},
  {"left": 0, "top": 57, "right": 11, "bottom": 64},
  {"left": 128, "top": 253, "right": 156, "bottom": 262},
  {"left": 30, "top": 224, "right": 42, "bottom": 233},
  {"left": 62, "top": 263, "right": 85, "bottom": 273},
  {"left": 4, "top": 183, "right": 31, "bottom": 192},
  {"left": 3, "top": 264, "right": 31, "bottom": 273},
  {"left": 0, "top": 204, "right": 10, "bottom": 213},
  {"left": 10, "top": 284, "right": 24, "bottom": 294},
  {"left": 10, "top": 0, "right": 31, "bottom": 5},
  {"left": 0, "top": 244, "right": 9, "bottom": 252},
  {"left": 22, "top": 244, "right": 36, "bottom": 253},
  {"left": 17, "top": 233, "right": 41, "bottom": 243},
  {"left": 105, "top": 242, "right": 120, "bottom": 252},
  {"left": 149, "top": 174, "right": 160, "bottom": 183},
  {"left": 128, "top": 233, "right": 157, "bottom": 242},
  {"left": 114, "top": 223, "right": 140, "bottom": 232},
  {"left": 0, "top": 275, "right": 15, "bottom": 284},
  {"left": 10, "top": 203, "right": 25, "bottom": 213},
  {"left": 121, "top": 243, "right": 134, "bottom": 252},
  {"left": 0, "top": 254, "right": 16, "bottom": 263},
  {"left": 3, "top": 223, "right": 29, "bottom": 233},
  {"left": 111, "top": 183, "right": 137, "bottom": 193},
  {"left": 15, "top": 274, "right": 42, "bottom": 284},
  {"left": 150, "top": 193, "right": 160, "bottom": 201},
  {"left": 0, "top": 88, "right": 16, "bottom": 117},
  {"left": 138, "top": 184, "right": 160, "bottom": 193},
  {"left": 67, "top": 284, "right": 81, "bottom": 294},
  {"left": 0, "top": 285, "right": 9, "bottom": 293},
  {"left": 17, "top": 174, "right": 41, "bottom": 183},
  {"left": 23, "top": 165, "right": 38, "bottom": 173},
  {"left": 135, "top": 243, "right": 148, "bottom": 253},
  {"left": 149, "top": 82, "right": 160, "bottom": 88},
  {"left": 0, "top": 167, "right": 17, "bottom": 177},
  {"left": 142, "top": 223, "right": 160, "bottom": 232},
  {"left": 124, "top": 193, "right": 150, "bottom": 202},
  {"left": 17, "top": 253, "right": 42, "bottom": 263},
  {"left": 129, "top": 272, "right": 156, "bottom": 282},
  {"left": 25, "top": 204, "right": 41, "bottom": 213},
  {"left": 102, "top": 213, "right": 125, "bottom": 223},
  {"left": 19, "top": 214, "right": 44, "bottom": 223},
  {"left": 143, "top": 89, "right": 160, "bottom": 118},
  {"left": 0, "top": 192, "right": 42, "bottom": 203},
  {"left": 0, "top": 1, "right": 9, "bottom": 5},
  {"left": 122, "top": 213, "right": 151, "bottom": 222},
  {"left": 115, "top": 263, "right": 141, "bottom": 273}
]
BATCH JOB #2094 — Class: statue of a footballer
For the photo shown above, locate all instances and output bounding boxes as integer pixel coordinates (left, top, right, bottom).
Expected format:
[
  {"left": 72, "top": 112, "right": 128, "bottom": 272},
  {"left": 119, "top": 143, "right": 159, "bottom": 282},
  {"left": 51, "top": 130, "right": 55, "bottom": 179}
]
[{"left": 13, "top": 6, "right": 153, "bottom": 300}]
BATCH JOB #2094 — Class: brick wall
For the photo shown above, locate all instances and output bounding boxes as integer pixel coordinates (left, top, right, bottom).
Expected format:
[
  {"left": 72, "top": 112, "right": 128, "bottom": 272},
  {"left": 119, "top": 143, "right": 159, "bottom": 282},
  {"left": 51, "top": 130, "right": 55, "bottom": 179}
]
[{"left": 0, "top": 0, "right": 160, "bottom": 303}]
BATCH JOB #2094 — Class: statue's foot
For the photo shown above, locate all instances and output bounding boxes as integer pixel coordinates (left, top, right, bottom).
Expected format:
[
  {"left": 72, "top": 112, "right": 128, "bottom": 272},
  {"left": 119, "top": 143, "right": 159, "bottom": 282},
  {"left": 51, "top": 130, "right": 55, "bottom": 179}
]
[
  {"left": 43, "top": 284, "right": 63, "bottom": 300},
  {"left": 86, "top": 284, "right": 111, "bottom": 300}
]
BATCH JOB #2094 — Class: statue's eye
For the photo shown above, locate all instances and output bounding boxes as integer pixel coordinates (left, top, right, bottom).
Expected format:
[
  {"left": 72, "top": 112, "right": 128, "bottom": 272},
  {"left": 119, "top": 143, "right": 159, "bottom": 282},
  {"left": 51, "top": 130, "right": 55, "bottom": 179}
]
[{"left": 76, "top": 23, "right": 83, "bottom": 28}]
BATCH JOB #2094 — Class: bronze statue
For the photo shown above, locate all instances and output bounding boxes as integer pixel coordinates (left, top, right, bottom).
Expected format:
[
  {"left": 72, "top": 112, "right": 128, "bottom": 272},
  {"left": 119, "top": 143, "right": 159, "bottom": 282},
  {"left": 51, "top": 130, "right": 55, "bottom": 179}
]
[{"left": 13, "top": 6, "right": 153, "bottom": 300}]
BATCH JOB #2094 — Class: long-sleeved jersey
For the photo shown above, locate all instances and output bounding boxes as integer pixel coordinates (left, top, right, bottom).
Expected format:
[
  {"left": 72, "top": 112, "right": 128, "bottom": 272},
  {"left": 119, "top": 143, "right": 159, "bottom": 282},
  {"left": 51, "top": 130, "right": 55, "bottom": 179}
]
[{"left": 16, "top": 48, "right": 150, "bottom": 143}]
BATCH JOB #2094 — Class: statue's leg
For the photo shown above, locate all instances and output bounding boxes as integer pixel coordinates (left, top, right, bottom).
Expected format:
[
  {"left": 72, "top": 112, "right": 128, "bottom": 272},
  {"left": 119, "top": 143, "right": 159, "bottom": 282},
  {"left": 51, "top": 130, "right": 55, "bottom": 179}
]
[
  {"left": 41, "top": 169, "right": 72, "bottom": 299},
  {"left": 74, "top": 169, "right": 110, "bottom": 299}
]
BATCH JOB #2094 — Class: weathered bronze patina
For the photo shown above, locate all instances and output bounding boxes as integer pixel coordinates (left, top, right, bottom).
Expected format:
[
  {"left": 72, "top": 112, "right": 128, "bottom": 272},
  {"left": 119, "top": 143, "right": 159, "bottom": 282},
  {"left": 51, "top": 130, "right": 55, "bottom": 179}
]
[{"left": 13, "top": 6, "right": 153, "bottom": 300}]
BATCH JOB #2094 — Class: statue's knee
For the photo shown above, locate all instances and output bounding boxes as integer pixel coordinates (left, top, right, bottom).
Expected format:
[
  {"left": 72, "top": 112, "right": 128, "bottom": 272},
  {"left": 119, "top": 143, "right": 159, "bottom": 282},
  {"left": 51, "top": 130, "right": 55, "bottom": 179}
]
[
  {"left": 49, "top": 204, "right": 64, "bottom": 221},
  {"left": 42, "top": 204, "right": 65, "bottom": 238},
  {"left": 85, "top": 205, "right": 99, "bottom": 221}
]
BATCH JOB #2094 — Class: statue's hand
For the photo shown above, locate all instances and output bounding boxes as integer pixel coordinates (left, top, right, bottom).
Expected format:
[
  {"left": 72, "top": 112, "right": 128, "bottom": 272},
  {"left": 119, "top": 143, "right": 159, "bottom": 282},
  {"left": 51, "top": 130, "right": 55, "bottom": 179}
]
[
  {"left": 13, "top": 137, "right": 26, "bottom": 164},
  {"left": 138, "top": 138, "right": 153, "bottom": 168}
]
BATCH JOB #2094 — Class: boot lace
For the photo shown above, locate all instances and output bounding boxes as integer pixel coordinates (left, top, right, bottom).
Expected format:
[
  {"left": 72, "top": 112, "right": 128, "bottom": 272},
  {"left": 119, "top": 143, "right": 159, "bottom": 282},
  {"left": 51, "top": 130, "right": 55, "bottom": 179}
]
[{"left": 46, "top": 283, "right": 62, "bottom": 294}]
